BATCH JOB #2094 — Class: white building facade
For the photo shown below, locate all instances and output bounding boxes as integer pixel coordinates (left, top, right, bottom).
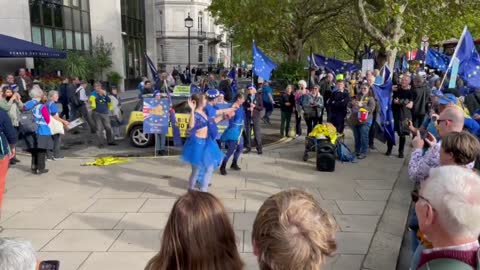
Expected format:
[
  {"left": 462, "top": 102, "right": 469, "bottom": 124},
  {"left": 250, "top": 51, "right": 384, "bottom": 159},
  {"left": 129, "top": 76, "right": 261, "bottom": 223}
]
[{"left": 154, "top": 0, "right": 232, "bottom": 72}]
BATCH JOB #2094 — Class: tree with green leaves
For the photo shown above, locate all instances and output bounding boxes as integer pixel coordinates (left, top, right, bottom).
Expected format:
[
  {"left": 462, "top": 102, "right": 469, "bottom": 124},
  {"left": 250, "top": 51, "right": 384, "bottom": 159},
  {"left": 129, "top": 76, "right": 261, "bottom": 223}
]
[
  {"left": 355, "top": 0, "right": 480, "bottom": 69},
  {"left": 90, "top": 36, "right": 114, "bottom": 80},
  {"left": 209, "top": 0, "right": 348, "bottom": 62}
]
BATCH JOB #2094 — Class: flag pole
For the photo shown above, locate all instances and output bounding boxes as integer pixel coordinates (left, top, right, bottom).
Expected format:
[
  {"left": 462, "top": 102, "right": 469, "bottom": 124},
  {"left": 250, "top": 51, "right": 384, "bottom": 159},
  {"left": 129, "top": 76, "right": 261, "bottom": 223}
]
[
  {"left": 308, "top": 46, "right": 312, "bottom": 90},
  {"left": 251, "top": 40, "right": 255, "bottom": 85},
  {"left": 439, "top": 26, "right": 468, "bottom": 90}
]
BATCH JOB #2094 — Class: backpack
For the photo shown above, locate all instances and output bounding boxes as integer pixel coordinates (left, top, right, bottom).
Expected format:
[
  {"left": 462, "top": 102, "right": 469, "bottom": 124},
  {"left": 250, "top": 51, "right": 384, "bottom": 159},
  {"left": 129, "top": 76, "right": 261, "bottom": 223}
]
[
  {"left": 70, "top": 87, "right": 83, "bottom": 108},
  {"left": 336, "top": 141, "right": 356, "bottom": 162},
  {"left": 19, "top": 104, "right": 41, "bottom": 134}
]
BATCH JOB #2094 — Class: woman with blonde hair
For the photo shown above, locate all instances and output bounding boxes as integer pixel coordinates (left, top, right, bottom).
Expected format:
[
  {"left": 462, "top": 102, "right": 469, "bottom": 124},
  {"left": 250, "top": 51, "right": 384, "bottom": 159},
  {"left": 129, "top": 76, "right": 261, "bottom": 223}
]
[
  {"left": 252, "top": 189, "right": 337, "bottom": 270},
  {"left": 145, "top": 191, "right": 243, "bottom": 270}
]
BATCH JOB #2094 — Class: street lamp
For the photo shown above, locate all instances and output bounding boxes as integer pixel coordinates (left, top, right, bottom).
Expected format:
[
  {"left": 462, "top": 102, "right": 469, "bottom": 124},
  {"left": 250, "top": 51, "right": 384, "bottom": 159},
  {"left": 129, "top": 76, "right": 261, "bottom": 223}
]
[
  {"left": 184, "top": 13, "right": 194, "bottom": 71},
  {"left": 229, "top": 34, "right": 234, "bottom": 68}
]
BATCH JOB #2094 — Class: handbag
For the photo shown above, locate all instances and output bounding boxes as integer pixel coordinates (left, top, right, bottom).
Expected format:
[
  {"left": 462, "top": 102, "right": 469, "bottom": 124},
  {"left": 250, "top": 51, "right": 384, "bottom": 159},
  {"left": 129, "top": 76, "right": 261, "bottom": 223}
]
[{"left": 48, "top": 117, "right": 65, "bottom": 135}]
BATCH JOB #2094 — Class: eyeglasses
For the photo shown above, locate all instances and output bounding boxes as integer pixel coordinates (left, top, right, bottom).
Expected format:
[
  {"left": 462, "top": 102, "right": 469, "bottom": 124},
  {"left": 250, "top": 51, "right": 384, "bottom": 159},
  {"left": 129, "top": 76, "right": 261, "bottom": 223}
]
[
  {"left": 411, "top": 191, "right": 431, "bottom": 204},
  {"left": 436, "top": 119, "right": 451, "bottom": 125}
]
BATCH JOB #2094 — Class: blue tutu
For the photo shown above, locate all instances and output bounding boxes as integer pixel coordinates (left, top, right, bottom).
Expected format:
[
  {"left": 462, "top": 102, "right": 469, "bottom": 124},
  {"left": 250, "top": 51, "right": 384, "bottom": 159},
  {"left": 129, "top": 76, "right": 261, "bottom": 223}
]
[
  {"left": 181, "top": 136, "right": 224, "bottom": 168},
  {"left": 220, "top": 125, "right": 242, "bottom": 142}
]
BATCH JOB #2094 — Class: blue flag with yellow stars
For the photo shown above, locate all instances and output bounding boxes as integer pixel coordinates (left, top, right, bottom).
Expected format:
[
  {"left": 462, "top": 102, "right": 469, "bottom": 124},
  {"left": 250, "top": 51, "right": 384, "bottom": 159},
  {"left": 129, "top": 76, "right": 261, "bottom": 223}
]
[
  {"left": 143, "top": 98, "right": 170, "bottom": 134},
  {"left": 252, "top": 41, "right": 277, "bottom": 81},
  {"left": 455, "top": 29, "right": 480, "bottom": 88},
  {"left": 312, "top": 53, "right": 359, "bottom": 74},
  {"left": 426, "top": 48, "right": 450, "bottom": 72},
  {"left": 372, "top": 79, "right": 396, "bottom": 145}
]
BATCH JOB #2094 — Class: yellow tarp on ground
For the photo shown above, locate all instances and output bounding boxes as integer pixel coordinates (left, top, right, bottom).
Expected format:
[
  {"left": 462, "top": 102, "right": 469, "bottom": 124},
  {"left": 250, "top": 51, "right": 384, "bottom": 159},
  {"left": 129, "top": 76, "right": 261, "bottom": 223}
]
[
  {"left": 308, "top": 123, "right": 338, "bottom": 144},
  {"left": 82, "top": 156, "right": 129, "bottom": 166}
]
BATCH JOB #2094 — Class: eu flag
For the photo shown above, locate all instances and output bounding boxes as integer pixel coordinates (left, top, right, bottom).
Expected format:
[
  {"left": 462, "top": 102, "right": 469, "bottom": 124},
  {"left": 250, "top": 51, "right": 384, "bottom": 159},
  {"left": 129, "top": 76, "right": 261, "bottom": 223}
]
[
  {"left": 252, "top": 41, "right": 277, "bottom": 81},
  {"left": 145, "top": 53, "right": 182, "bottom": 146},
  {"left": 426, "top": 48, "right": 450, "bottom": 72},
  {"left": 372, "top": 78, "right": 396, "bottom": 145},
  {"left": 312, "top": 53, "right": 359, "bottom": 74},
  {"left": 228, "top": 67, "right": 238, "bottom": 96},
  {"left": 402, "top": 56, "right": 408, "bottom": 73},
  {"left": 455, "top": 29, "right": 480, "bottom": 88}
]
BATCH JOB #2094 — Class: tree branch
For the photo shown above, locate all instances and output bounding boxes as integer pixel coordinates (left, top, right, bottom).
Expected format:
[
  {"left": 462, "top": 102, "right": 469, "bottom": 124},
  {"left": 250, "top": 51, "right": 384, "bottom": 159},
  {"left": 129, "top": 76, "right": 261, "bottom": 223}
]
[{"left": 356, "top": 0, "right": 388, "bottom": 45}]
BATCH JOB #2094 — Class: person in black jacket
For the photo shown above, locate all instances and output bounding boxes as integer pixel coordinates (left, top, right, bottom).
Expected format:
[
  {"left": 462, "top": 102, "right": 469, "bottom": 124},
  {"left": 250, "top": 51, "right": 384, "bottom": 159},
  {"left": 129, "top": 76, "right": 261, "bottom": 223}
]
[
  {"left": 58, "top": 77, "right": 70, "bottom": 119},
  {"left": 280, "top": 85, "right": 295, "bottom": 137},
  {"left": 243, "top": 84, "right": 264, "bottom": 154},
  {"left": 387, "top": 74, "right": 413, "bottom": 158},
  {"left": 412, "top": 75, "right": 430, "bottom": 128},
  {"left": 0, "top": 109, "right": 17, "bottom": 214},
  {"left": 327, "top": 77, "right": 350, "bottom": 134},
  {"left": 218, "top": 71, "right": 232, "bottom": 102}
]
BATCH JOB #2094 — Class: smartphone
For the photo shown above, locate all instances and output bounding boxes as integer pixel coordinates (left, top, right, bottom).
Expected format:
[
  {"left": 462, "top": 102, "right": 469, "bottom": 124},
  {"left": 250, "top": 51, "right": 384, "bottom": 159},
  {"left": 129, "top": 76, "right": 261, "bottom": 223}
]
[
  {"left": 431, "top": 115, "right": 438, "bottom": 123},
  {"left": 39, "top": 261, "right": 60, "bottom": 270},
  {"left": 420, "top": 130, "right": 428, "bottom": 139}
]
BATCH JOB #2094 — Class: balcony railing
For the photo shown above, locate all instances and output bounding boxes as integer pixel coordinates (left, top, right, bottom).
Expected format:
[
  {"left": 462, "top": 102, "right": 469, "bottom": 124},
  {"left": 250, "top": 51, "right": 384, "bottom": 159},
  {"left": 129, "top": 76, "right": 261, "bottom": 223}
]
[{"left": 155, "top": 30, "right": 223, "bottom": 42}]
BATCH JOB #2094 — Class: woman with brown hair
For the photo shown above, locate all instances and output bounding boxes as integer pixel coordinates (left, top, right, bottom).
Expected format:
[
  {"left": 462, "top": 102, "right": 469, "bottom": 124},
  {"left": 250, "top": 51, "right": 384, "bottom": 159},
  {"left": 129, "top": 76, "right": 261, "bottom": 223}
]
[{"left": 145, "top": 191, "right": 243, "bottom": 270}]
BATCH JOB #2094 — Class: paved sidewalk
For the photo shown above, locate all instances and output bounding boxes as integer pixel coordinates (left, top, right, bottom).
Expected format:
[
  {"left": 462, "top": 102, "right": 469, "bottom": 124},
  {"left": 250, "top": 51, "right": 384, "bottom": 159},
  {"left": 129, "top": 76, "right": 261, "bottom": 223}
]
[{"left": 2, "top": 117, "right": 408, "bottom": 270}]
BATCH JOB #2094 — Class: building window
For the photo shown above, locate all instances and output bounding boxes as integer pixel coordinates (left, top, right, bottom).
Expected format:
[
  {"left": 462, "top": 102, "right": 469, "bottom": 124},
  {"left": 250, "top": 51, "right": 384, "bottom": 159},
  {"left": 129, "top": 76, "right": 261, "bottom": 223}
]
[
  {"left": 55, "top": 30, "right": 64, "bottom": 49},
  {"left": 74, "top": 32, "right": 82, "bottom": 50},
  {"left": 44, "top": 28, "right": 54, "bottom": 47},
  {"left": 83, "top": 33, "right": 90, "bottom": 50},
  {"left": 65, "top": 30, "right": 73, "bottom": 49},
  {"left": 32, "top": 26, "right": 42, "bottom": 44},
  {"left": 198, "top": 12, "right": 203, "bottom": 33},
  {"left": 159, "top": 45, "right": 164, "bottom": 62},
  {"left": 30, "top": 0, "right": 91, "bottom": 51},
  {"left": 121, "top": 0, "right": 146, "bottom": 80},
  {"left": 198, "top": 45, "right": 204, "bottom": 63}
]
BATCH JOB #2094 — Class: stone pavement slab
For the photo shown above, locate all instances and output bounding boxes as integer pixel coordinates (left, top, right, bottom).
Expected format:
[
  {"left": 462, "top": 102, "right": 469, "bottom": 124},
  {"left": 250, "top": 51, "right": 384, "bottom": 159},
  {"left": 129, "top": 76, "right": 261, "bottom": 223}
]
[{"left": 3, "top": 114, "right": 409, "bottom": 269}]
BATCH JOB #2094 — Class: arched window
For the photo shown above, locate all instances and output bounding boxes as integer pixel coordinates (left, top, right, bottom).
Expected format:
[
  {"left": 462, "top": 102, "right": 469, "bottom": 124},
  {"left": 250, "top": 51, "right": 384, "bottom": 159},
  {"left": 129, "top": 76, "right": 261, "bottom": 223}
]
[{"left": 198, "top": 45, "right": 204, "bottom": 62}]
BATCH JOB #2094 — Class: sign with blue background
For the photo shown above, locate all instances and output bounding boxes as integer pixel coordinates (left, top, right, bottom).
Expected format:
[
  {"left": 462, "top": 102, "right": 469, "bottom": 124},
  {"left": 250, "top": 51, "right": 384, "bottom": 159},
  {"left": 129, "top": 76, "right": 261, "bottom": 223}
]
[
  {"left": 143, "top": 98, "right": 170, "bottom": 134},
  {"left": 214, "top": 103, "right": 231, "bottom": 139}
]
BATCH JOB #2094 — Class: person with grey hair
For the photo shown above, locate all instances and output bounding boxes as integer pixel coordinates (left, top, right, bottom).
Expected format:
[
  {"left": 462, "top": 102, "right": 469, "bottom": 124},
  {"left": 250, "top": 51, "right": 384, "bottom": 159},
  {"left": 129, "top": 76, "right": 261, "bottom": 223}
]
[
  {"left": 46, "top": 90, "right": 69, "bottom": 160},
  {"left": 0, "top": 238, "right": 37, "bottom": 270},
  {"left": 22, "top": 87, "right": 53, "bottom": 174},
  {"left": 302, "top": 84, "right": 323, "bottom": 134},
  {"left": 412, "top": 74, "right": 430, "bottom": 128},
  {"left": 412, "top": 166, "right": 480, "bottom": 269},
  {"left": 294, "top": 80, "right": 308, "bottom": 136}
]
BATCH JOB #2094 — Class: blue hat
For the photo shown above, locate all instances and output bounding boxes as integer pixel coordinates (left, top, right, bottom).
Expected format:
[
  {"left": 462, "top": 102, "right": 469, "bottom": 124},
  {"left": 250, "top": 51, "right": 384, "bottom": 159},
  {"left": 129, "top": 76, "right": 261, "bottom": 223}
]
[
  {"left": 206, "top": 89, "right": 220, "bottom": 99},
  {"left": 247, "top": 83, "right": 256, "bottom": 90},
  {"left": 438, "top": 93, "right": 457, "bottom": 105},
  {"left": 219, "top": 91, "right": 225, "bottom": 96},
  {"left": 431, "top": 89, "right": 443, "bottom": 97},
  {"left": 153, "top": 90, "right": 161, "bottom": 96}
]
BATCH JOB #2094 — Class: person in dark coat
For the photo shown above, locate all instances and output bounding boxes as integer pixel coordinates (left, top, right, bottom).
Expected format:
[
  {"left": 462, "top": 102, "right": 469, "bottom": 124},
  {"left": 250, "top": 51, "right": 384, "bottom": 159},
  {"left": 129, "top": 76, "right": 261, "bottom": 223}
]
[
  {"left": 218, "top": 71, "right": 233, "bottom": 102},
  {"left": 412, "top": 75, "right": 430, "bottom": 128},
  {"left": 318, "top": 73, "right": 335, "bottom": 123},
  {"left": 15, "top": 68, "right": 32, "bottom": 103},
  {"left": 243, "top": 84, "right": 264, "bottom": 154},
  {"left": 387, "top": 74, "right": 413, "bottom": 158},
  {"left": 280, "top": 85, "right": 295, "bottom": 137},
  {"left": 58, "top": 77, "right": 70, "bottom": 119},
  {"left": 327, "top": 77, "right": 350, "bottom": 134}
]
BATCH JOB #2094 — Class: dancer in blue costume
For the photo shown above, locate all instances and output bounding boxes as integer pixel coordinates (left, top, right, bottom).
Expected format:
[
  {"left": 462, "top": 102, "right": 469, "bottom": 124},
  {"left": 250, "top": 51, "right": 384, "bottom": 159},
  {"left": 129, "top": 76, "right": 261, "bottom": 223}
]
[
  {"left": 182, "top": 93, "right": 226, "bottom": 192},
  {"left": 197, "top": 89, "right": 235, "bottom": 186},
  {"left": 219, "top": 93, "right": 246, "bottom": 175}
]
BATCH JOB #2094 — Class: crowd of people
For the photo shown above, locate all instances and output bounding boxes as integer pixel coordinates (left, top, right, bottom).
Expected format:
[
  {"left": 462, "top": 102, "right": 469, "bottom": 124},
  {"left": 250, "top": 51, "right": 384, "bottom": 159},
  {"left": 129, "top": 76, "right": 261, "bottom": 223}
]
[{"left": 2, "top": 63, "right": 480, "bottom": 269}]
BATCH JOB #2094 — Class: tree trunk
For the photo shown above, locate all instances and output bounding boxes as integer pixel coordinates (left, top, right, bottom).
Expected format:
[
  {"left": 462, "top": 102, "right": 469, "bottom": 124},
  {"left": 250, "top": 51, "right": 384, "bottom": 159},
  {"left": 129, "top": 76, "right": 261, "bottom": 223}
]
[
  {"left": 386, "top": 47, "right": 398, "bottom": 72},
  {"left": 287, "top": 39, "right": 304, "bottom": 62}
]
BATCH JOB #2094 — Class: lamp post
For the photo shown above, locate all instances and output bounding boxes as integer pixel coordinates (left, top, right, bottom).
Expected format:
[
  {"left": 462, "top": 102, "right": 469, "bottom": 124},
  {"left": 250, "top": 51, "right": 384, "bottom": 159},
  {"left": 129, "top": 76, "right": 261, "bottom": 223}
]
[{"left": 184, "top": 13, "right": 193, "bottom": 71}]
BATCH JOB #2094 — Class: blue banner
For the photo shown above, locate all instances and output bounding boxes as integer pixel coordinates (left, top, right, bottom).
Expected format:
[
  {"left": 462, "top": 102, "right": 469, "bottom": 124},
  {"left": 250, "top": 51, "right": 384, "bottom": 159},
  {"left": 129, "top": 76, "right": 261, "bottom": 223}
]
[
  {"left": 143, "top": 98, "right": 170, "bottom": 134},
  {"left": 312, "top": 53, "right": 359, "bottom": 74},
  {"left": 456, "top": 29, "right": 480, "bottom": 88},
  {"left": 426, "top": 48, "right": 450, "bottom": 72},
  {"left": 372, "top": 79, "right": 396, "bottom": 145}
]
